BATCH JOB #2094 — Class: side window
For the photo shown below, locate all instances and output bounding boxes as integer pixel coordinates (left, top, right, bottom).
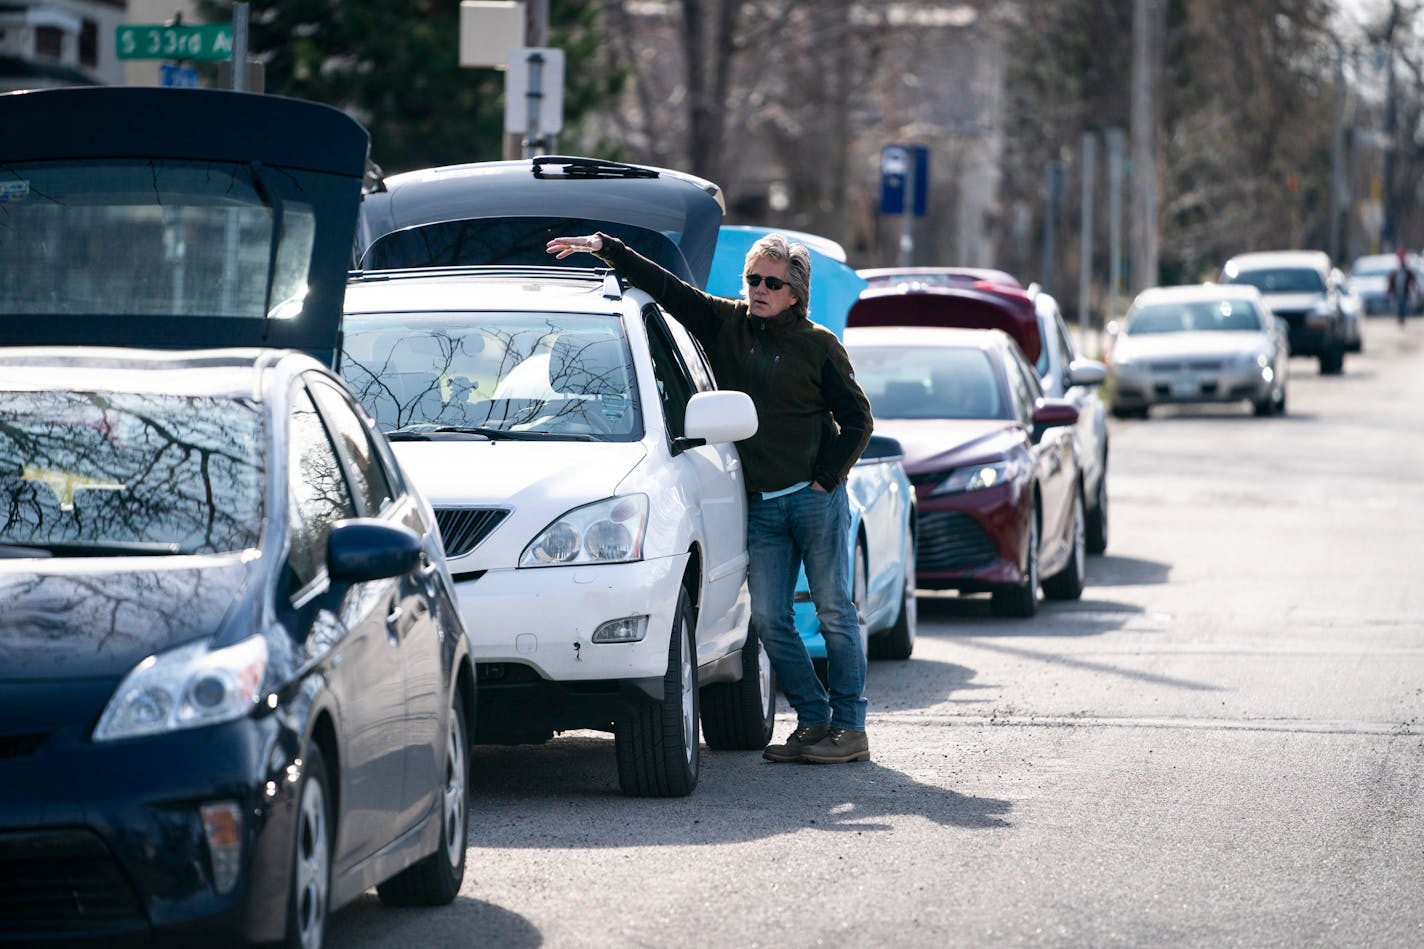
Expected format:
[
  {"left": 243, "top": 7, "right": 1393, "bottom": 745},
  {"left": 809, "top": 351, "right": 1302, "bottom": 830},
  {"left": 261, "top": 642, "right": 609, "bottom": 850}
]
[
  {"left": 287, "top": 385, "right": 357, "bottom": 589},
  {"left": 1053, "top": 312, "right": 1076, "bottom": 387},
  {"left": 643, "top": 305, "right": 697, "bottom": 437},
  {"left": 308, "top": 376, "right": 396, "bottom": 517},
  {"left": 1006, "top": 351, "right": 1039, "bottom": 427},
  {"left": 664, "top": 315, "right": 717, "bottom": 392}
]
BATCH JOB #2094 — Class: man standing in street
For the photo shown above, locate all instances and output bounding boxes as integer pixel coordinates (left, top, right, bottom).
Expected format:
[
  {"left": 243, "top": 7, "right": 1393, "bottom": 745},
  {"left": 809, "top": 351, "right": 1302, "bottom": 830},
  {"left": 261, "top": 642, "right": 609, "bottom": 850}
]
[
  {"left": 547, "top": 231, "right": 874, "bottom": 764},
  {"left": 1388, "top": 246, "right": 1418, "bottom": 327}
]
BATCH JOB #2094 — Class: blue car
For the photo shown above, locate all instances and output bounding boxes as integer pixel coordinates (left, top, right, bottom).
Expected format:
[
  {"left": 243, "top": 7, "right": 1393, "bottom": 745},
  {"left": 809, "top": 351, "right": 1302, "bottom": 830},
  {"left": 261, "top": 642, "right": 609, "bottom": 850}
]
[{"left": 708, "top": 227, "right": 918, "bottom": 660}]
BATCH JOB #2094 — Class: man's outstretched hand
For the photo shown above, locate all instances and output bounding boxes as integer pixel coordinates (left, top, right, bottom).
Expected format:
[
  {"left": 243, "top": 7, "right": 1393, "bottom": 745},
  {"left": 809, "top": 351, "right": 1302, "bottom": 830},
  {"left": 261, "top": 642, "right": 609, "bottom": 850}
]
[{"left": 546, "top": 235, "right": 604, "bottom": 259}]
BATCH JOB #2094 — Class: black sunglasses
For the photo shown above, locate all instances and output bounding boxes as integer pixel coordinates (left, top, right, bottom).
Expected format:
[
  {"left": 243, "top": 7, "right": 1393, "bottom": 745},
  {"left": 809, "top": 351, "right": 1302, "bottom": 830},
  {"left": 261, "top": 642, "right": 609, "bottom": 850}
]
[{"left": 745, "top": 273, "right": 791, "bottom": 291}]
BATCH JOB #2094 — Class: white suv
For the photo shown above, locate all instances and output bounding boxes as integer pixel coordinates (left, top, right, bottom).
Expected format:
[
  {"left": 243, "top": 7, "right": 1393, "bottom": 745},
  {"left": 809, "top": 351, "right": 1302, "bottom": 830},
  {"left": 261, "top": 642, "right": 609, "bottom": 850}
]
[{"left": 340, "top": 266, "right": 772, "bottom": 797}]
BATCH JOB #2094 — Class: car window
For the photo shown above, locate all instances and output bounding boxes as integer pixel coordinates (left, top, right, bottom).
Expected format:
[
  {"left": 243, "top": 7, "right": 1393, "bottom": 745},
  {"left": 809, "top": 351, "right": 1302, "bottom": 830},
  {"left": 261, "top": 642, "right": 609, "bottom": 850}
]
[
  {"left": 643, "top": 306, "right": 697, "bottom": 436},
  {"left": 340, "top": 311, "right": 641, "bottom": 441},
  {"left": 663, "top": 313, "right": 718, "bottom": 392},
  {"left": 0, "top": 389, "right": 264, "bottom": 555},
  {"left": 845, "top": 343, "right": 1009, "bottom": 420},
  {"left": 307, "top": 376, "right": 396, "bottom": 517},
  {"left": 1224, "top": 267, "right": 1325, "bottom": 294},
  {"left": 1128, "top": 299, "right": 1264, "bottom": 334},
  {"left": 1006, "top": 350, "right": 1038, "bottom": 427},
  {"left": 287, "top": 385, "right": 357, "bottom": 589}
]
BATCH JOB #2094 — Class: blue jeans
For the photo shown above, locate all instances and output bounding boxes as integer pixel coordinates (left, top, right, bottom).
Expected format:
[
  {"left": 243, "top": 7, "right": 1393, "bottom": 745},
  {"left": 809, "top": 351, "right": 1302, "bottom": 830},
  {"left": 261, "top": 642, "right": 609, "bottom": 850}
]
[{"left": 746, "top": 483, "right": 867, "bottom": 731}]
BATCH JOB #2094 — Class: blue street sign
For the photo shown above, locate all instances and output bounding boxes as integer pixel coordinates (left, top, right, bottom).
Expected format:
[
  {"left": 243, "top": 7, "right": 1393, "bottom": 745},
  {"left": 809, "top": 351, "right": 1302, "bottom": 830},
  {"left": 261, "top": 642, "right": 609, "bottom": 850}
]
[
  {"left": 880, "top": 144, "right": 929, "bottom": 217},
  {"left": 160, "top": 63, "right": 200, "bottom": 88}
]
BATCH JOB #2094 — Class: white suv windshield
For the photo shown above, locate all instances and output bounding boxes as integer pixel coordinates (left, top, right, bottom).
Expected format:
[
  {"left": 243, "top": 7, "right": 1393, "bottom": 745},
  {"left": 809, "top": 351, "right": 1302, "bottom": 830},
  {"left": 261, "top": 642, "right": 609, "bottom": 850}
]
[{"left": 340, "top": 312, "right": 642, "bottom": 441}]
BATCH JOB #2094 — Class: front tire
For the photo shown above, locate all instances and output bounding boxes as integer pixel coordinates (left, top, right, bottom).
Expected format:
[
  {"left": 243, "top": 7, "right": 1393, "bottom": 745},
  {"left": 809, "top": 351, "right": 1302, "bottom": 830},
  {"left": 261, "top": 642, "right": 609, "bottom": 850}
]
[
  {"left": 701, "top": 620, "right": 776, "bottom": 750},
  {"left": 377, "top": 690, "right": 469, "bottom": 907},
  {"left": 615, "top": 585, "right": 699, "bottom": 797},
  {"left": 1042, "top": 489, "right": 1086, "bottom": 600},
  {"left": 869, "top": 528, "right": 916, "bottom": 660},
  {"left": 991, "top": 506, "right": 1040, "bottom": 618},
  {"left": 284, "top": 746, "right": 332, "bottom": 949}
]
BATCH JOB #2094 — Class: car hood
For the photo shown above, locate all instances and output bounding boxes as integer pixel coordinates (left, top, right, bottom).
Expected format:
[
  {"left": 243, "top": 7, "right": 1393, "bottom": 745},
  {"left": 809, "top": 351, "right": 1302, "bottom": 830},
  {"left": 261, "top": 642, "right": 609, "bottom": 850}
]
[
  {"left": 0, "top": 87, "right": 369, "bottom": 367},
  {"left": 1116, "top": 332, "right": 1267, "bottom": 360},
  {"left": 1258, "top": 291, "right": 1326, "bottom": 313},
  {"left": 868, "top": 418, "right": 1024, "bottom": 474},
  {"left": 357, "top": 156, "right": 725, "bottom": 286},
  {"left": 0, "top": 555, "right": 255, "bottom": 681}
]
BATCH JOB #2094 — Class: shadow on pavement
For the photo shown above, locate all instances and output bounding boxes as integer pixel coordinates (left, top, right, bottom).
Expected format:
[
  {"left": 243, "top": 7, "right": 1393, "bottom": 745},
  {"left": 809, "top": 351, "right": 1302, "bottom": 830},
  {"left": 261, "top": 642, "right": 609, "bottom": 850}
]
[{"left": 327, "top": 892, "right": 541, "bottom": 948}]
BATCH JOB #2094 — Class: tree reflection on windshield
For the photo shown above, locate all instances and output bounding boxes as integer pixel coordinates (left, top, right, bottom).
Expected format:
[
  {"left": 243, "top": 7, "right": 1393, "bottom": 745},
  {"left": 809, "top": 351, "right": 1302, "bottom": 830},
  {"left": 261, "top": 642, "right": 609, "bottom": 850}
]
[{"left": 0, "top": 391, "right": 265, "bottom": 555}]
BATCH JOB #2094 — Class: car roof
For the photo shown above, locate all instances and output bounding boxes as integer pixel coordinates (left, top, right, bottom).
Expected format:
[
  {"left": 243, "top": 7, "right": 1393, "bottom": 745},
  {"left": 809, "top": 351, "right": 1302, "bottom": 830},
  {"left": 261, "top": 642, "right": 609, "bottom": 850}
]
[
  {"left": 847, "top": 284, "right": 1041, "bottom": 362},
  {"left": 844, "top": 324, "right": 1015, "bottom": 353},
  {"left": 1130, "top": 283, "right": 1265, "bottom": 306},
  {"left": 1222, "top": 250, "right": 1331, "bottom": 275},
  {"left": 0, "top": 346, "right": 322, "bottom": 398},
  {"left": 342, "top": 266, "right": 635, "bottom": 318},
  {"left": 356, "top": 155, "right": 725, "bottom": 286},
  {"left": 858, "top": 266, "right": 1023, "bottom": 289},
  {"left": 0, "top": 87, "right": 369, "bottom": 366}
]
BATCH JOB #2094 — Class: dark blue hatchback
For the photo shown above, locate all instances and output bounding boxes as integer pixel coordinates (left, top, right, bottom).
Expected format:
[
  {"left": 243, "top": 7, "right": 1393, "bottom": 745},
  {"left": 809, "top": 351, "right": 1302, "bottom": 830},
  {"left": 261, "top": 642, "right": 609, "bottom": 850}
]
[{"left": 0, "top": 348, "right": 474, "bottom": 947}]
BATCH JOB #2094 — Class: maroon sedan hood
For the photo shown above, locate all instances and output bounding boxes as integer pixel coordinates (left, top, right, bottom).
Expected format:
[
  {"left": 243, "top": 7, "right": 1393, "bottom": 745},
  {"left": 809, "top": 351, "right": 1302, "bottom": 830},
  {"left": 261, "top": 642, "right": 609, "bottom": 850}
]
[
  {"left": 870, "top": 418, "right": 1025, "bottom": 474},
  {"left": 848, "top": 287, "right": 1042, "bottom": 363}
]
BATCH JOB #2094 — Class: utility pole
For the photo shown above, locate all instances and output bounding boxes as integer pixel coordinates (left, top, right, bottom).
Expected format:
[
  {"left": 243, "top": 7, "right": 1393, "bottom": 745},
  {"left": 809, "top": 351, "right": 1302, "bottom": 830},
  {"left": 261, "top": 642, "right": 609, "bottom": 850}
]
[
  {"left": 1380, "top": 0, "right": 1399, "bottom": 249},
  {"left": 1329, "top": 40, "right": 1348, "bottom": 262},
  {"left": 1079, "top": 132, "right": 1097, "bottom": 338},
  {"left": 523, "top": 0, "right": 551, "bottom": 157},
  {"left": 1130, "top": 0, "right": 1159, "bottom": 293},
  {"left": 1106, "top": 128, "right": 1126, "bottom": 327}
]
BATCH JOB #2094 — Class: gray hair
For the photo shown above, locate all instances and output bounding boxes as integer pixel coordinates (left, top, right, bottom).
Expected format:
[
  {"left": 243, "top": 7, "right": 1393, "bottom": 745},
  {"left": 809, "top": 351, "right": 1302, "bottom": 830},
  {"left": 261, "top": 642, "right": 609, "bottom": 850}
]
[{"left": 744, "top": 233, "right": 811, "bottom": 320}]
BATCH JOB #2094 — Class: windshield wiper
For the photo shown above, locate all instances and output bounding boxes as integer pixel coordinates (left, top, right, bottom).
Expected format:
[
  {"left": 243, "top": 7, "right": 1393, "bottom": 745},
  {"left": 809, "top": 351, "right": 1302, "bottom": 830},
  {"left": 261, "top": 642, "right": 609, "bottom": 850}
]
[
  {"left": 386, "top": 425, "right": 594, "bottom": 442},
  {"left": 0, "top": 540, "right": 183, "bottom": 558}
]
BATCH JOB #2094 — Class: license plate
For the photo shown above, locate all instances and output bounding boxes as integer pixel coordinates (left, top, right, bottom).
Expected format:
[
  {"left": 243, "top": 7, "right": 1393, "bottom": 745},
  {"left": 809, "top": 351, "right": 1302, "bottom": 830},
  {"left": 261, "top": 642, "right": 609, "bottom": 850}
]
[{"left": 1171, "top": 378, "right": 1199, "bottom": 398}]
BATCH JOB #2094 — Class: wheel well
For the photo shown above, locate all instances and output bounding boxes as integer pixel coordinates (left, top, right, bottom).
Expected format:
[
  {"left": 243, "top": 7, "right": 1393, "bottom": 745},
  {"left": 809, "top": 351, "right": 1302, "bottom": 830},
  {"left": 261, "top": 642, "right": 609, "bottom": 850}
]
[
  {"left": 681, "top": 544, "right": 702, "bottom": 624},
  {"left": 310, "top": 711, "right": 340, "bottom": 819}
]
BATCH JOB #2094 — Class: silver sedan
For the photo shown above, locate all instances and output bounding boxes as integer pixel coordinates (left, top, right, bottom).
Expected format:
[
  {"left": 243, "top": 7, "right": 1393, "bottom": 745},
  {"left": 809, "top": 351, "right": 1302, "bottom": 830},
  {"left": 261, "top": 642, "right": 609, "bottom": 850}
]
[{"left": 1107, "top": 284, "right": 1289, "bottom": 418}]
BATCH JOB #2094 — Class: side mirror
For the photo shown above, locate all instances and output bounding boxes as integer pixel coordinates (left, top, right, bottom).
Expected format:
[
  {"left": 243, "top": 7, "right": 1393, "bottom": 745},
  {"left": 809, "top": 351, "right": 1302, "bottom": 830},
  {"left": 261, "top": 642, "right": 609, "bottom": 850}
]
[
  {"left": 1066, "top": 357, "right": 1107, "bottom": 388},
  {"left": 327, "top": 518, "right": 423, "bottom": 582},
  {"left": 682, "top": 390, "right": 758, "bottom": 448},
  {"left": 1030, "top": 397, "right": 1079, "bottom": 443},
  {"left": 859, "top": 434, "right": 904, "bottom": 462}
]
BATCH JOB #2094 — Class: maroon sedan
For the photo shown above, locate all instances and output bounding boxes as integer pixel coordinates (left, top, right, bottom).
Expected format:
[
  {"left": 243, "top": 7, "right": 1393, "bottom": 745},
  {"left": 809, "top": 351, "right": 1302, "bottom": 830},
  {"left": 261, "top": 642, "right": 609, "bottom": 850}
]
[{"left": 843, "top": 326, "right": 1086, "bottom": 617}]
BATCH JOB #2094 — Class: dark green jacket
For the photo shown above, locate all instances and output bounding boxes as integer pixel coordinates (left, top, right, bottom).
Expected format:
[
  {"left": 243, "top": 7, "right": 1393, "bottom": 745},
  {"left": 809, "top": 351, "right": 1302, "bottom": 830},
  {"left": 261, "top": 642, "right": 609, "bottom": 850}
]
[{"left": 595, "top": 234, "right": 872, "bottom": 494}]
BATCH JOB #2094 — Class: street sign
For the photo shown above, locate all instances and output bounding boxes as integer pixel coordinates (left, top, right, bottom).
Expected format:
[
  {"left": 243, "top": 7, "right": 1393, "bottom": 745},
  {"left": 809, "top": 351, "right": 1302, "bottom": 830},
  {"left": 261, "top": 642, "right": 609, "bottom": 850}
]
[
  {"left": 159, "top": 64, "right": 200, "bottom": 88},
  {"left": 116, "top": 24, "right": 233, "bottom": 61},
  {"left": 880, "top": 145, "right": 929, "bottom": 216}
]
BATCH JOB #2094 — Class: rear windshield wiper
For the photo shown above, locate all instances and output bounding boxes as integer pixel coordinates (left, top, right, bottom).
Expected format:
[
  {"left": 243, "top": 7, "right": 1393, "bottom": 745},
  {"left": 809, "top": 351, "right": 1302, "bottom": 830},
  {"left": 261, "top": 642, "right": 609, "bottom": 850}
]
[{"left": 0, "top": 540, "right": 183, "bottom": 558}]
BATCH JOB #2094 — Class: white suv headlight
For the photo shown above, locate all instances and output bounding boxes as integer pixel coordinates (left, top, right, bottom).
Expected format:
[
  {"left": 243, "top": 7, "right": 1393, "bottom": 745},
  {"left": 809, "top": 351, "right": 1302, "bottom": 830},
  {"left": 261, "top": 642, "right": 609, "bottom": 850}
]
[
  {"left": 94, "top": 634, "right": 268, "bottom": 742},
  {"left": 520, "top": 494, "right": 649, "bottom": 567}
]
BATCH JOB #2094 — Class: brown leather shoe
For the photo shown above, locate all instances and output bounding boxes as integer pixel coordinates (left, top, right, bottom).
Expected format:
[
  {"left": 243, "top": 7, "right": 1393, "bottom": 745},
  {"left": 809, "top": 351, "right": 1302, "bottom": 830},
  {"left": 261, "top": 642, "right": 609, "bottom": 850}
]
[
  {"left": 762, "top": 723, "right": 830, "bottom": 763},
  {"left": 797, "top": 727, "right": 870, "bottom": 764}
]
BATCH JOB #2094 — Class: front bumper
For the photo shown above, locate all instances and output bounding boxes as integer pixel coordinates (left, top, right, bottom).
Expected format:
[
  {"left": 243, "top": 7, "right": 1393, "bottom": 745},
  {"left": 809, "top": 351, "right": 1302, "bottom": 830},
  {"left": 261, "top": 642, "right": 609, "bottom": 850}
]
[
  {"left": 912, "top": 483, "right": 1026, "bottom": 592},
  {"left": 0, "top": 712, "right": 299, "bottom": 947},
  {"left": 454, "top": 555, "right": 687, "bottom": 738},
  {"left": 1111, "top": 360, "right": 1275, "bottom": 408}
]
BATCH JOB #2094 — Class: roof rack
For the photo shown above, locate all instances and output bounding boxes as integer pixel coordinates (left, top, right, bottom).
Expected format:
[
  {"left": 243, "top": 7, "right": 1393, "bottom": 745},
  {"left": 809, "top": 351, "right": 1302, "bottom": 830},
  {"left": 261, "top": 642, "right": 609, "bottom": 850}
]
[{"left": 531, "top": 155, "right": 659, "bottom": 180}]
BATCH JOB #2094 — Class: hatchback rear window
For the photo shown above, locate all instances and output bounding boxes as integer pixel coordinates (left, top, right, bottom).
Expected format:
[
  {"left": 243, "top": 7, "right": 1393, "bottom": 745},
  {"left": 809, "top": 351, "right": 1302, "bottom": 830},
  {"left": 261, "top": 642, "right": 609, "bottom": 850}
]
[{"left": 1224, "top": 267, "right": 1324, "bottom": 294}]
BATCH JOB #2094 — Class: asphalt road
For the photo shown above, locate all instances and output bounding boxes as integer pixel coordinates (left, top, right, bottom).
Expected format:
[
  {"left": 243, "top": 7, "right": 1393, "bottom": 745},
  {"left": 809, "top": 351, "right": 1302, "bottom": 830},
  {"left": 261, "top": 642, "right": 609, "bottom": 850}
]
[{"left": 329, "top": 316, "right": 1423, "bottom": 948}]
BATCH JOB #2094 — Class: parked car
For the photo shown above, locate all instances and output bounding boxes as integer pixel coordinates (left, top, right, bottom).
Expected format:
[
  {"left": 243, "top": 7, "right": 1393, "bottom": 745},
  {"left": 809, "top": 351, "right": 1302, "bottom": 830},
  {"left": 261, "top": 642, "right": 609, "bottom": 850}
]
[
  {"left": 846, "top": 274, "right": 1111, "bottom": 554},
  {"left": 1106, "top": 284, "right": 1290, "bottom": 418},
  {"left": 1220, "top": 250, "right": 1353, "bottom": 371},
  {"left": 0, "top": 85, "right": 473, "bottom": 949},
  {"left": 1348, "top": 252, "right": 1424, "bottom": 317},
  {"left": 708, "top": 227, "right": 918, "bottom": 660},
  {"left": 346, "top": 157, "right": 783, "bottom": 797},
  {"left": 859, "top": 266, "right": 1023, "bottom": 291},
  {"left": 843, "top": 326, "right": 1085, "bottom": 618}
]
